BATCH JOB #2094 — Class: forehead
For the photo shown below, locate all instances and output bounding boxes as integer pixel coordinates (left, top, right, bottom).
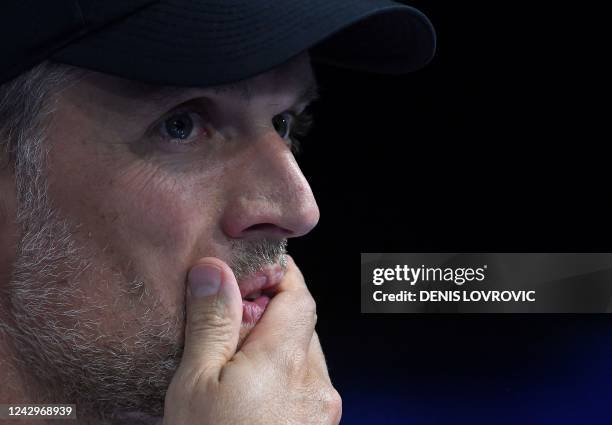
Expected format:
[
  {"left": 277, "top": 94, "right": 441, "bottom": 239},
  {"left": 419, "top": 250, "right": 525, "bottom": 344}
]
[{"left": 70, "top": 52, "right": 316, "bottom": 108}]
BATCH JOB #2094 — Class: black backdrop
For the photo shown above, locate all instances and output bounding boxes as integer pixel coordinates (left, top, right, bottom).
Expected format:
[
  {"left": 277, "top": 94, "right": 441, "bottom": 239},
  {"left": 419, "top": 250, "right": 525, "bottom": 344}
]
[{"left": 290, "top": 2, "right": 610, "bottom": 424}]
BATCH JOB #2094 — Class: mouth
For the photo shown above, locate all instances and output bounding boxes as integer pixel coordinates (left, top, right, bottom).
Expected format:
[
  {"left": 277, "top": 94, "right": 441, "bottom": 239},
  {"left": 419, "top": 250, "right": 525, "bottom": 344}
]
[{"left": 239, "top": 265, "right": 284, "bottom": 326}]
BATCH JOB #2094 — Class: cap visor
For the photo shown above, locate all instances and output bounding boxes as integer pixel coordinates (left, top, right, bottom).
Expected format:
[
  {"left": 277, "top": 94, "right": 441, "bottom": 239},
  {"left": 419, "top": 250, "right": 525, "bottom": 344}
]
[{"left": 52, "top": 0, "right": 436, "bottom": 87}]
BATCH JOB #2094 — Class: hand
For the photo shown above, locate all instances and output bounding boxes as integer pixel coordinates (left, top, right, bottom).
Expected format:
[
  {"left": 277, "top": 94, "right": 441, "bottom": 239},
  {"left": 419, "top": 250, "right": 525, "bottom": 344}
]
[{"left": 162, "top": 256, "right": 342, "bottom": 425}]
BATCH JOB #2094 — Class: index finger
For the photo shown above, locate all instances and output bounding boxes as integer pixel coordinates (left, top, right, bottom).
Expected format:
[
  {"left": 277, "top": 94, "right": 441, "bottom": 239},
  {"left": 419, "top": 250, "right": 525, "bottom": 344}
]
[{"left": 240, "top": 255, "right": 317, "bottom": 357}]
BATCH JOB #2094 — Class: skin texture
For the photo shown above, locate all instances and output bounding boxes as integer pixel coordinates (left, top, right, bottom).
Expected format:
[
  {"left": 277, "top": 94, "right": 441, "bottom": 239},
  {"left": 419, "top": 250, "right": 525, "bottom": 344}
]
[
  {"left": 0, "top": 53, "right": 341, "bottom": 424},
  {"left": 164, "top": 256, "right": 341, "bottom": 425}
]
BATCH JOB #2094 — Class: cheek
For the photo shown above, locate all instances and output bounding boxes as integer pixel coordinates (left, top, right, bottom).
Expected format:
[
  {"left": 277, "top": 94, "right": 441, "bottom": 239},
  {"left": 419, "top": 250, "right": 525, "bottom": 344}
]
[
  {"left": 128, "top": 185, "right": 199, "bottom": 254},
  {"left": 50, "top": 163, "right": 217, "bottom": 318},
  {"left": 120, "top": 189, "right": 201, "bottom": 311},
  {"left": 99, "top": 174, "right": 215, "bottom": 310},
  {"left": 45, "top": 105, "right": 229, "bottom": 320},
  {"left": 44, "top": 99, "right": 225, "bottom": 337}
]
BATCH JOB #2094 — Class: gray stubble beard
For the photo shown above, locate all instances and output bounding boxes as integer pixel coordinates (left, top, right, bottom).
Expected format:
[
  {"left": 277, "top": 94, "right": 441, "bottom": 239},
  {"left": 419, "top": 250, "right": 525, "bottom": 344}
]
[{"left": 2, "top": 136, "right": 287, "bottom": 424}]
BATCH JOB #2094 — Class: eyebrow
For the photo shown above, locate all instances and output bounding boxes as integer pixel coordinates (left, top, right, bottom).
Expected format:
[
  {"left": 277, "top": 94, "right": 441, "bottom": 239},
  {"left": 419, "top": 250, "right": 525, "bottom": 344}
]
[
  {"left": 294, "top": 79, "right": 320, "bottom": 108},
  {"left": 140, "top": 77, "right": 320, "bottom": 111}
]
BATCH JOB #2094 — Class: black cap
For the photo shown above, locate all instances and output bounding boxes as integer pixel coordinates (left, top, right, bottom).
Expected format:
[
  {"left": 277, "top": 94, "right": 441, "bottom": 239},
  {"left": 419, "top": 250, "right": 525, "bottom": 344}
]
[{"left": 0, "top": 0, "right": 436, "bottom": 87}]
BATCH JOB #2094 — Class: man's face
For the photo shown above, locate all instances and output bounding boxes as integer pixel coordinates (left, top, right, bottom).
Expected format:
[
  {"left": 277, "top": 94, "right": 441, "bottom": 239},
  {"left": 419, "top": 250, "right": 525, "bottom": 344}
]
[{"left": 6, "top": 53, "right": 319, "bottom": 416}]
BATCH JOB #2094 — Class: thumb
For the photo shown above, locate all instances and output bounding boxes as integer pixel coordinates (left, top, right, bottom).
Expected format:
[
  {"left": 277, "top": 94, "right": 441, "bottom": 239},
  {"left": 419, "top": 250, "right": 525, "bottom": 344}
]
[{"left": 180, "top": 257, "right": 242, "bottom": 381}]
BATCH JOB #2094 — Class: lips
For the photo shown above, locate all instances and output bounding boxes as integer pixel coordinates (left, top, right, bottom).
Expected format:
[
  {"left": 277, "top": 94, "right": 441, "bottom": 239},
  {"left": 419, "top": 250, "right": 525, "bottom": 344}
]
[{"left": 239, "top": 265, "right": 284, "bottom": 326}]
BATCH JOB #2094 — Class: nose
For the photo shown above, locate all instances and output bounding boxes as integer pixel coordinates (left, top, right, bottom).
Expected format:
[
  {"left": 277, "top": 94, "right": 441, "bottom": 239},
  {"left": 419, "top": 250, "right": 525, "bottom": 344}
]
[{"left": 220, "top": 133, "right": 320, "bottom": 240}]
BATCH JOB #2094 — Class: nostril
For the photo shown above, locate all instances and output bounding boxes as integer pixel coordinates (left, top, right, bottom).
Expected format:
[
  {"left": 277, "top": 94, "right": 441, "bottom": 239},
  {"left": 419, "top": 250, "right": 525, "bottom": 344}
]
[{"left": 243, "top": 223, "right": 292, "bottom": 236}]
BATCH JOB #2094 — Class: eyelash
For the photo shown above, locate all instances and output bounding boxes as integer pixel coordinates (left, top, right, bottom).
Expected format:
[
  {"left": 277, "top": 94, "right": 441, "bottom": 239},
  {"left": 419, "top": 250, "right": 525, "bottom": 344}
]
[
  {"left": 144, "top": 106, "right": 207, "bottom": 154},
  {"left": 286, "top": 109, "right": 314, "bottom": 155},
  {"left": 152, "top": 106, "right": 315, "bottom": 154}
]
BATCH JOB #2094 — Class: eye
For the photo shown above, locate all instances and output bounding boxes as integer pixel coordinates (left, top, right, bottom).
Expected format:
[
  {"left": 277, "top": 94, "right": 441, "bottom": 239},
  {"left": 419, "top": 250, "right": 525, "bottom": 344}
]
[
  {"left": 159, "top": 112, "right": 206, "bottom": 144},
  {"left": 272, "top": 112, "right": 295, "bottom": 140}
]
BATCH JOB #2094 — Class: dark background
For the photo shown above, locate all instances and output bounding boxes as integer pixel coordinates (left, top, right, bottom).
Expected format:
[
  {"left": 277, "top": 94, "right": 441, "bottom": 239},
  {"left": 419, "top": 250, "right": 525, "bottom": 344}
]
[{"left": 291, "top": 2, "right": 611, "bottom": 424}]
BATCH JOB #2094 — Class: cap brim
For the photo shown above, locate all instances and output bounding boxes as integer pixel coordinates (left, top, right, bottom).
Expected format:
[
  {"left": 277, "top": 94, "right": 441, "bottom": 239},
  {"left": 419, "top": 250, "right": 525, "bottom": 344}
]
[{"left": 51, "top": 0, "right": 436, "bottom": 87}]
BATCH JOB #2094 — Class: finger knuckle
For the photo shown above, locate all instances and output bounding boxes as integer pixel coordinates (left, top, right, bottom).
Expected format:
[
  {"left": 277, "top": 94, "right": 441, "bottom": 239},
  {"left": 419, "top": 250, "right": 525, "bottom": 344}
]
[
  {"left": 295, "top": 290, "right": 317, "bottom": 318},
  {"left": 324, "top": 388, "right": 342, "bottom": 422},
  {"left": 189, "top": 307, "right": 233, "bottom": 334}
]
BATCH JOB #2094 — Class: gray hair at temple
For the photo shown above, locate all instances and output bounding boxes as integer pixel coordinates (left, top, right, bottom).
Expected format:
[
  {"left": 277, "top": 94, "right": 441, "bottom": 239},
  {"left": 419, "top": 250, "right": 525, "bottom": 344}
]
[{"left": 0, "top": 62, "right": 84, "bottom": 197}]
